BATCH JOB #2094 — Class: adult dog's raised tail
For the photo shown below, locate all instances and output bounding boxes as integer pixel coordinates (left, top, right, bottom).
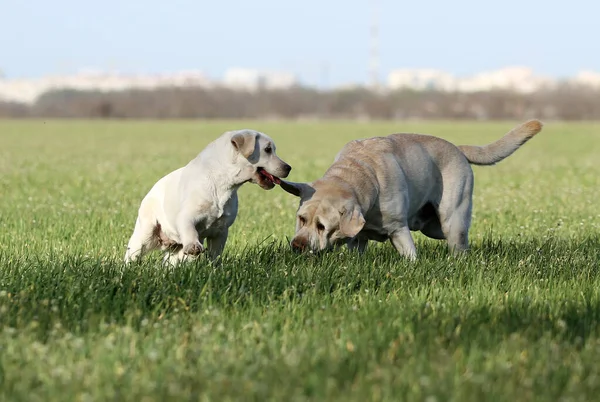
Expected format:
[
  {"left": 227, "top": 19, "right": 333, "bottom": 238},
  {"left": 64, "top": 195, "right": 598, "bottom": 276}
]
[{"left": 458, "top": 120, "right": 543, "bottom": 166}]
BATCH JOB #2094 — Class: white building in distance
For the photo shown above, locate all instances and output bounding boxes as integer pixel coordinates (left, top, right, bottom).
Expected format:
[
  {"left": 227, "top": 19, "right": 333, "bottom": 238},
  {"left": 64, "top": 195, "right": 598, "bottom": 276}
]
[
  {"left": 571, "top": 70, "right": 600, "bottom": 89},
  {"left": 387, "top": 69, "right": 457, "bottom": 91},
  {"left": 0, "top": 68, "right": 300, "bottom": 104},
  {"left": 0, "top": 69, "right": 213, "bottom": 104},
  {"left": 1, "top": 66, "right": 600, "bottom": 104},
  {"left": 222, "top": 68, "right": 298, "bottom": 91},
  {"left": 388, "top": 66, "right": 557, "bottom": 93}
]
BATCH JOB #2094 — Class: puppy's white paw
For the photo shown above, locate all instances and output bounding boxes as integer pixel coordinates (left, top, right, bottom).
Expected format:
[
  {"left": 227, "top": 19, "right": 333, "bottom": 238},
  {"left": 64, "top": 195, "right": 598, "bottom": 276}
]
[{"left": 183, "top": 241, "right": 204, "bottom": 256}]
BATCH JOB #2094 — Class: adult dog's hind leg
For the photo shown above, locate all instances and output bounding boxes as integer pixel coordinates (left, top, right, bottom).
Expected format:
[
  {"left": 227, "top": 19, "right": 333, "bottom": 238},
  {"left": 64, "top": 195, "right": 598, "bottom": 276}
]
[
  {"left": 437, "top": 171, "right": 474, "bottom": 255},
  {"left": 442, "top": 201, "right": 471, "bottom": 254}
]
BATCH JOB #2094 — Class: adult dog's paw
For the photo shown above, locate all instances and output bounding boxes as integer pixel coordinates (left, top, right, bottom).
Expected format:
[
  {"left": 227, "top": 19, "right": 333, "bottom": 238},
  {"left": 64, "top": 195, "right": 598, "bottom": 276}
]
[{"left": 183, "top": 241, "right": 204, "bottom": 256}]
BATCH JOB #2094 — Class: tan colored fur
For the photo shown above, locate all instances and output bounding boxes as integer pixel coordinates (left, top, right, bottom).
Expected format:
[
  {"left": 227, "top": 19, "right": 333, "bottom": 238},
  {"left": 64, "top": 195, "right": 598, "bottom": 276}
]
[
  {"left": 280, "top": 120, "right": 543, "bottom": 259},
  {"left": 458, "top": 120, "right": 542, "bottom": 165}
]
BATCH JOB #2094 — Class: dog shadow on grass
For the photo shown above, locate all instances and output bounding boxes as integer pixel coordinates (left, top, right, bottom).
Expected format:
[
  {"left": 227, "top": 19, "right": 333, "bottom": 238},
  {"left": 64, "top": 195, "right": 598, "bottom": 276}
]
[{"left": 0, "top": 235, "right": 598, "bottom": 344}]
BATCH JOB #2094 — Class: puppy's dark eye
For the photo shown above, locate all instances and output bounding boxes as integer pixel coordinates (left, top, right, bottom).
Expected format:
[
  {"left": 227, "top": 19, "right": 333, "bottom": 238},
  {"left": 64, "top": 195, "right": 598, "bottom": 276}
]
[
  {"left": 298, "top": 216, "right": 306, "bottom": 226},
  {"left": 316, "top": 222, "right": 325, "bottom": 232},
  {"left": 265, "top": 146, "right": 272, "bottom": 154}
]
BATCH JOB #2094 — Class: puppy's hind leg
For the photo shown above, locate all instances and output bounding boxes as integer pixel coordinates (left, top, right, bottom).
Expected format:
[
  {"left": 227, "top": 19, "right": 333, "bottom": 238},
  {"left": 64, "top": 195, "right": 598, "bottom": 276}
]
[
  {"left": 124, "top": 216, "right": 159, "bottom": 264},
  {"left": 163, "top": 246, "right": 188, "bottom": 266}
]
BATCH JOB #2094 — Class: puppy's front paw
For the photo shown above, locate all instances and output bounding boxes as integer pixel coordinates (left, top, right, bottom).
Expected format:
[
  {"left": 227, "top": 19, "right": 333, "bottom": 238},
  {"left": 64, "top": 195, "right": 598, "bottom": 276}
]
[{"left": 183, "top": 241, "right": 204, "bottom": 256}]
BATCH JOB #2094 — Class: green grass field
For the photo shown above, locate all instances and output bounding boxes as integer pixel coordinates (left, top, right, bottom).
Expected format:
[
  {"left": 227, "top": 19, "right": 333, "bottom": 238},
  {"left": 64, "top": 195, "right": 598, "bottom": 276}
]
[{"left": 0, "top": 119, "right": 599, "bottom": 401}]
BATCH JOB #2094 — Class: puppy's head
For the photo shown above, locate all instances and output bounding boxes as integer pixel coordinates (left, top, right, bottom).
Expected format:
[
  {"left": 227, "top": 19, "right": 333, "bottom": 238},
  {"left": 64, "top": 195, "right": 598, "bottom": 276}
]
[
  {"left": 230, "top": 129, "right": 292, "bottom": 189},
  {"left": 279, "top": 180, "right": 365, "bottom": 253}
]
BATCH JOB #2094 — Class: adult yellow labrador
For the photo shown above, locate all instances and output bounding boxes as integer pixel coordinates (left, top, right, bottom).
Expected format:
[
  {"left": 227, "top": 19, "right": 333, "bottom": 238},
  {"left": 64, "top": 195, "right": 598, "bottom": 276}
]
[
  {"left": 279, "top": 120, "right": 543, "bottom": 259},
  {"left": 124, "top": 129, "right": 291, "bottom": 265}
]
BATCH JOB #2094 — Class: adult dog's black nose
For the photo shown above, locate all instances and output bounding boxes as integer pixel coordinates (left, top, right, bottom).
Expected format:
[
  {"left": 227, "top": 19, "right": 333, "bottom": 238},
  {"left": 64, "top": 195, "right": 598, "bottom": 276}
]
[
  {"left": 290, "top": 237, "right": 306, "bottom": 252},
  {"left": 283, "top": 163, "right": 292, "bottom": 175}
]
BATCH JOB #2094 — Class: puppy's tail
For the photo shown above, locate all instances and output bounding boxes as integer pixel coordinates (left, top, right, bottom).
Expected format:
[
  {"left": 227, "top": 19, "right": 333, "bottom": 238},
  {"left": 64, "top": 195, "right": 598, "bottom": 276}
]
[{"left": 458, "top": 120, "right": 543, "bottom": 166}]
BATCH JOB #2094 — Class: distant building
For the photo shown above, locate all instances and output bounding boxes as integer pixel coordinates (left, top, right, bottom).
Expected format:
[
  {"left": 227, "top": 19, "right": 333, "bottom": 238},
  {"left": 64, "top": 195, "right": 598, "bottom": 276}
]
[
  {"left": 0, "top": 68, "right": 301, "bottom": 104},
  {"left": 1, "top": 66, "right": 600, "bottom": 104},
  {"left": 222, "top": 68, "right": 298, "bottom": 91},
  {"left": 387, "top": 69, "right": 457, "bottom": 91},
  {"left": 387, "top": 66, "right": 555, "bottom": 93},
  {"left": 455, "top": 67, "right": 554, "bottom": 93},
  {"left": 0, "top": 70, "right": 213, "bottom": 104},
  {"left": 571, "top": 70, "right": 600, "bottom": 88}
]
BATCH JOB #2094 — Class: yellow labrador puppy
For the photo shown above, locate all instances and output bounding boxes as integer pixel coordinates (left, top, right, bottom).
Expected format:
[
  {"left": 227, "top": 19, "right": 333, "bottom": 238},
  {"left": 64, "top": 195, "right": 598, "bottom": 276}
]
[
  {"left": 124, "top": 129, "right": 291, "bottom": 265},
  {"left": 279, "top": 120, "right": 543, "bottom": 259}
]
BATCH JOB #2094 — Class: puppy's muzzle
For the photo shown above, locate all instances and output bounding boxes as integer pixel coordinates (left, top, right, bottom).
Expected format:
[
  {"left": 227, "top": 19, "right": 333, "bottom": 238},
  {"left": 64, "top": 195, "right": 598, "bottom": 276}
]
[{"left": 281, "top": 163, "right": 292, "bottom": 177}]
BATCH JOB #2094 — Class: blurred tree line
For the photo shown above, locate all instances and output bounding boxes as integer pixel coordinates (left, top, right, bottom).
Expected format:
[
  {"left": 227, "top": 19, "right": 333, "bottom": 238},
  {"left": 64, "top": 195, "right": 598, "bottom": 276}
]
[{"left": 1, "top": 84, "right": 598, "bottom": 120}]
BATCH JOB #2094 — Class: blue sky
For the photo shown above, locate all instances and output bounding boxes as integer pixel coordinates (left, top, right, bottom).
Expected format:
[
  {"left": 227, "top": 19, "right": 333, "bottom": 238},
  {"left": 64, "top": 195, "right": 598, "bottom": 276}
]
[{"left": 1, "top": 0, "right": 597, "bottom": 86}]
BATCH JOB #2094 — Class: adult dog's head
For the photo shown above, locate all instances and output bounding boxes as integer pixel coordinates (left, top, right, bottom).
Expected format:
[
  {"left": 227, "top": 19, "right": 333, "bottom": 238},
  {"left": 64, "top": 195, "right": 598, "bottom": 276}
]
[
  {"left": 229, "top": 129, "right": 292, "bottom": 189},
  {"left": 278, "top": 180, "right": 365, "bottom": 253}
]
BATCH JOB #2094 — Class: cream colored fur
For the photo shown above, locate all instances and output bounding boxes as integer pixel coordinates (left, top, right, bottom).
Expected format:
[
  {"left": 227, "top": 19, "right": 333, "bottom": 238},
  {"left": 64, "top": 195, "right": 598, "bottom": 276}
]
[{"left": 124, "top": 129, "right": 291, "bottom": 265}]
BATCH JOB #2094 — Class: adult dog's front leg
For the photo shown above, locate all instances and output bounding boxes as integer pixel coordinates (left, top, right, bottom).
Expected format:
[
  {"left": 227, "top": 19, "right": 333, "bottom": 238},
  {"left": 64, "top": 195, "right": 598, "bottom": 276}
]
[
  {"left": 389, "top": 226, "right": 417, "bottom": 261},
  {"left": 347, "top": 237, "right": 369, "bottom": 254},
  {"left": 206, "top": 229, "right": 229, "bottom": 263},
  {"left": 176, "top": 210, "right": 205, "bottom": 256}
]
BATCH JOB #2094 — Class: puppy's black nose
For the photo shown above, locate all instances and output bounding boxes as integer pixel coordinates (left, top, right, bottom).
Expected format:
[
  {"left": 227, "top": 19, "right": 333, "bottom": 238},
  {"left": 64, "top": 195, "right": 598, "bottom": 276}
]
[{"left": 283, "top": 164, "right": 292, "bottom": 174}]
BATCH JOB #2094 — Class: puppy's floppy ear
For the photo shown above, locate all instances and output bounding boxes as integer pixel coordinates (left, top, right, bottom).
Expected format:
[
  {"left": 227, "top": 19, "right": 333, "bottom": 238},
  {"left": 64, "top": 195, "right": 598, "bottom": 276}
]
[
  {"left": 231, "top": 131, "right": 257, "bottom": 158},
  {"left": 279, "top": 180, "right": 314, "bottom": 198},
  {"left": 339, "top": 205, "right": 365, "bottom": 238}
]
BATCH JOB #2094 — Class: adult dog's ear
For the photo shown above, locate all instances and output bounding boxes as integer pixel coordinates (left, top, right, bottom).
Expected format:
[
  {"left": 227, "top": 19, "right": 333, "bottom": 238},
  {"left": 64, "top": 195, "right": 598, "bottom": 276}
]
[
  {"left": 279, "top": 180, "right": 315, "bottom": 198},
  {"left": 339, "top": 205, "right": 365, "bottom": 238},
  {"left": 231, "top": 131, "right": 257, "bottom": 158}
]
